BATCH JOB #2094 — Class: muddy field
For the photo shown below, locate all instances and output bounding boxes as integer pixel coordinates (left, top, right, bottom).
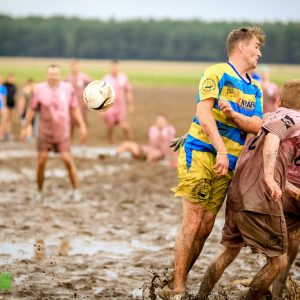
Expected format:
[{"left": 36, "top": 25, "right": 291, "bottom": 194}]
[{"left": 1, "top": 85, "right": 300, "bottom": 299}]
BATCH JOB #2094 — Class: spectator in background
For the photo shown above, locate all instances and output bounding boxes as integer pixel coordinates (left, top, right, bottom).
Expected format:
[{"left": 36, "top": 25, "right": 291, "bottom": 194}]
[
  {"left": 101, "top": 60, "right": 135, "bottom": 144},
  {"left": 0, "top": 74, "right": 7, "bottom": 141},
  {"left": 260, "top": 65, "right": 280, "bottom": 113},
  {"left": 4, "top": 73, "right": 17, "bottom": 140},
  {"left": 66, "top": 59, "right": 91, "bottom": 140},
  {"left": 116, "top": 114, "right": 176, "bottom": 164},
  {"left": 18, "top": 78, "right": 36, "bottom": 141}
]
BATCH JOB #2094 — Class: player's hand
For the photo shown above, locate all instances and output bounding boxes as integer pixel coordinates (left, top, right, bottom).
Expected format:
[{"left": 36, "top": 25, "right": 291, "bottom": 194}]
[
  {"left": 265, "top": 178, "right": 282, "bottom": 202},
  {"left": 218, "top": 100, "right": 236, "bottom": 119},
  {"left": 170, "top": 134, "right": 187, "bottom": 152},
  {"left": 79, "top": 125, "right": 87, "bottom": 143},
  {"left": 213, "top": 153, "right": 229, "bottom": 177}
]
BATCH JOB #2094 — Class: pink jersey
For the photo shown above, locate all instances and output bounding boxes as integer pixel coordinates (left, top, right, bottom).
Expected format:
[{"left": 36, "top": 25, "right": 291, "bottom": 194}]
[
  {"left": 148, "top": 125, "right": 176, "bottom": 156},
  {"left": 102, "top": 73, "right": 131, "bottom": 113},
  {"left": 30, "top": 81, "right": 78, "bottom": 142},
  {"left": 66, "top": 72, "right": 90, "bottom": 105}
]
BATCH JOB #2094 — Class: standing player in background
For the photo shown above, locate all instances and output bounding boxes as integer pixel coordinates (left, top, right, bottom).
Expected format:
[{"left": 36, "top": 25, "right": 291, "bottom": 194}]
[
  {"left": 0, "top": 74, "right": 7, "bottom": 141},
  {"left": 21, "top": 65, "right": 87, "bottom": 202},
  {"left": 4, "top": 73, "right": 17, "bottom": 140},
  {"left": 161, "top": 27, "right": 265, "bottom": 300},
  {"left": 101, "top": 60, "right": 134, "bottom": 144},
  {"left": 260, "top": 65, "right": 280, "bottom": 113},
  {"left": 66, "top": 59, "right": 91, "bottom": 140}
]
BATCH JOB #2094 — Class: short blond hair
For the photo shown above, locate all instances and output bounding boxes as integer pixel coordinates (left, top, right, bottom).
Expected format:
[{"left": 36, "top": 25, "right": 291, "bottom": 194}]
[
  {"left": 280, "top": 79, "right": 300, "bottom": 110},
  {"left": 227, "top": 26, "right": 265, "bottom": 56}
]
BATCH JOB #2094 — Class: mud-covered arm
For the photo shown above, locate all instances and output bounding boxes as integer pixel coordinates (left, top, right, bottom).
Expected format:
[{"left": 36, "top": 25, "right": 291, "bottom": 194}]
[
  {"left": 263, "top": 132, "right": 282, "bottom": 202},
  {"left": 196, "top": 98, "right": 229, "bottom": 176},
  {"left": 218, "top": 100, "right": 262, "bottom": 134}
]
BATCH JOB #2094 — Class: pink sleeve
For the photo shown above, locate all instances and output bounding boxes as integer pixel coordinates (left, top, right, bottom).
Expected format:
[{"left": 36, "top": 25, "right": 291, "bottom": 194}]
[
  {"left": 148, "top": 126, "right": 160, "bottom": 144},
  {"left": 161, "top": 126, "right": 176, "bottom": 143},
  {"left": 30, "top": 88, "right": 39, "bottom": 110},
  {"left": 85, "top": 74, "right": 91, "bottom": 84}
]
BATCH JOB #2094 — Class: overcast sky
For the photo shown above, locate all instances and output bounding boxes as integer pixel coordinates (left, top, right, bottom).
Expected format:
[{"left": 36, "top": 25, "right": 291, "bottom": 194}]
[{"left": 0, "top": 0, "right": 299, "bottom": 22}]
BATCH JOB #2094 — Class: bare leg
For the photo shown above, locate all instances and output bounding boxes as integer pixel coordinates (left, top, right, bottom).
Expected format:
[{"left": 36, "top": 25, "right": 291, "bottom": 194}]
[
  {"left": 196, "top": 246, "right": 241, "bottom": 300},
  {"left": 60, "top": 151, "right": 79, "bottom": 189},
  {"left": 120, "top": 121, "right": 134, "bottom": 141},
  {"left": 244, "top": 254, "right": 287, "bottom": 300},
  {"left": 272, "top": 228, "right": 300, "bottom": 298},
  {"left": 173, "top": 198, "right": 216, "bottom": 293},
  {"left": 5, "top": 109, "right": 13, "bottom": 137},
  {"left": 116, "top": 141, "right": 141, "bottom": 157},
  {"left": 37, "top": 151, "right": 48, "bottom": 191},
  {"left": 107, "top": 126, "right": 115, "bottom": 144}
]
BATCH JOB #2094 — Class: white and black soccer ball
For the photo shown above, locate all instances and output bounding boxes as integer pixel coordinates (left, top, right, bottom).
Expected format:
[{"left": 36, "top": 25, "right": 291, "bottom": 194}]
[{"left": 83, "top": 80, "right": 115, "bottom": 111}]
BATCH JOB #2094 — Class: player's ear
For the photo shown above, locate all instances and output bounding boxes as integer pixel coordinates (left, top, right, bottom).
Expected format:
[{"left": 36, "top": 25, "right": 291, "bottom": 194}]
[{"left": 238, "top": 41, "right": 244, "bottom": 53}]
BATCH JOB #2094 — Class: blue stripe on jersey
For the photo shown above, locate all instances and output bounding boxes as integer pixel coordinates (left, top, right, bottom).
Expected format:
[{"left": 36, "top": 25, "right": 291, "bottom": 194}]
[
  {"left": 215, "top": 120, "right": 247, "bottom": 145},
  {"left": 184, "top": 136, "right": 238, "bottom": 171},
  {"left": 192, "top": 117, "right": 246, "bottom": 146},
  {"left": 227, "top": 62, "right": 252, "bottom": 85}
]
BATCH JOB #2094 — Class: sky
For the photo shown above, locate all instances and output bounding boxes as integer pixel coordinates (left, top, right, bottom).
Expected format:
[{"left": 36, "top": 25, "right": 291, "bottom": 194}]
[{"left": 0, "top": 0, "right": 299, "bottom": 22}]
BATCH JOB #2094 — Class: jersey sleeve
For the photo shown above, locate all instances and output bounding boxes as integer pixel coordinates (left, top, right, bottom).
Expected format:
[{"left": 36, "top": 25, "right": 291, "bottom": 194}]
[
  {"left": 197, "top": 66, "right": 220, "bottom": 103},
  {"left": 263, "top": 114, "right": 300, "bottom": 141},
  {"left": 30, "top": 87, "right": 39, "bottom": 110}
]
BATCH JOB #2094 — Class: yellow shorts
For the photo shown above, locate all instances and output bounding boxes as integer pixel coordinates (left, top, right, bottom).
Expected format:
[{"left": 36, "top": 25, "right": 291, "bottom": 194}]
[{"left": 172, "top": 147, "right": 233, "bottom": 214}]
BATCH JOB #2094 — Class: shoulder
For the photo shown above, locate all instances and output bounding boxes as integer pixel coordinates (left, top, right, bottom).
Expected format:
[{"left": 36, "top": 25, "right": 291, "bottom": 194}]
[
  {"left": 35, "top": 82, "right": 46, "bottom": 91},
  {"left": 202, "top": 63, "right": 230, "bottom": 80},
  {"left": 204, "top": 63, "right": 227, "bottom": 73}
]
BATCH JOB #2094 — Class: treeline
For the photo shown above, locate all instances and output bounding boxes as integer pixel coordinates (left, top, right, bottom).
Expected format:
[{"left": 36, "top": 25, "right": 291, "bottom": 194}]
[{"left": 0, "top": 15, "right": 299, "bottom": 63}]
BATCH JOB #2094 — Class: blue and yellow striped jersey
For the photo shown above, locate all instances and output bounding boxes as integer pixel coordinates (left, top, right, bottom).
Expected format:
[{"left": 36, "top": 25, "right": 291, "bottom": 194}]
[{"left": 184, "top": 62, "right": 263, "bottom": 171}]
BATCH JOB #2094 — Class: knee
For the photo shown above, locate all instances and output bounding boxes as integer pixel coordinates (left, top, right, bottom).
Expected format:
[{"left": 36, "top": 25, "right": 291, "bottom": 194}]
[
  {"left": 38, "top": 154, "right": 47, "bottom": 167},
  {"left": 61, "top": 153, "right": 74, "bottom": 167},
  {"left": 273, "top": 255, "right": 288, "bottom": 273},
  {"left": 182, "top": 216, "right": 202, "bottom": 236}
]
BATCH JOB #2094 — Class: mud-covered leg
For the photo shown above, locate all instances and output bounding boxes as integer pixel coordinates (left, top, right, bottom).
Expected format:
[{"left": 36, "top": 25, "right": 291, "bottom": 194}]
[{"left": 272, "top": 229, "right": 300, "bottom": 298}]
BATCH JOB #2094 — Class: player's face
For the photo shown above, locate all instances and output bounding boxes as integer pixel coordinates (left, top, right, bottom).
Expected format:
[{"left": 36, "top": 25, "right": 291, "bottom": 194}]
[
  {"left": 71, "top": 62, "right": 79, "bottom": 73},
  {"left": 242, "top": 36, "right": 262, "bottom": 70},
  {"left": 47, "top": 67, "right": 61, "bottom": 85},
  {"left": 155, "top": 115, "right": 168, "bottom": 128}
]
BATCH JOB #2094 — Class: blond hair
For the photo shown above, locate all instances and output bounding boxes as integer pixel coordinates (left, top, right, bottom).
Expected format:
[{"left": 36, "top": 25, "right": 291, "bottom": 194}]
[
  {"left": 227, "top": 26, "right": 265, "bottom": 56},
  {"left": 280, "top": 79, "right": 300, "bottom": 110}
]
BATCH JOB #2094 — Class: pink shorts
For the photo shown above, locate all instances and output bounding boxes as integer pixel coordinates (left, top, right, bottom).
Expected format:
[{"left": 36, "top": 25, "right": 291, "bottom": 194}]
[
  {"left": 37, "top": 138, "right": 70, "bottom": 153},
  {"left": 102, "top": 108, "right": 127, "bottom": 127}
]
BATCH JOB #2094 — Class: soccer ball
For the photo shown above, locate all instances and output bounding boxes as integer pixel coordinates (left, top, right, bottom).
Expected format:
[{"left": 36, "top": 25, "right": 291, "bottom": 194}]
[{"left": 83, "top": 80, "right": 115, "bottom": 111}]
